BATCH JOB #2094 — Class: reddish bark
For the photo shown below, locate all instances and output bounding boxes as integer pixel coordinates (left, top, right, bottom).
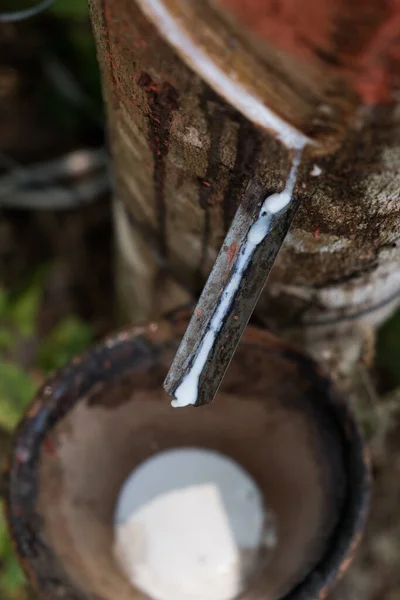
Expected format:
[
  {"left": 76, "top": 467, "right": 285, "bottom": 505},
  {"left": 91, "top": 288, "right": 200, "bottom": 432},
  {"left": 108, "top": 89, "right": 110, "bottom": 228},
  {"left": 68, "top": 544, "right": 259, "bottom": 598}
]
[{"left": 217, "top": 0, "right": 400, "bottom": 103}]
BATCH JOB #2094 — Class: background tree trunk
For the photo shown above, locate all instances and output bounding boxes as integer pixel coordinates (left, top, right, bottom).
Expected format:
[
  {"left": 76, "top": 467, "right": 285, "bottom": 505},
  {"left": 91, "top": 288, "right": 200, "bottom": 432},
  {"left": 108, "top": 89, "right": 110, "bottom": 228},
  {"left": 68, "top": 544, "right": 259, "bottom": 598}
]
[{"left": 88, "top": 0, "right": 400, "bottom": 376}]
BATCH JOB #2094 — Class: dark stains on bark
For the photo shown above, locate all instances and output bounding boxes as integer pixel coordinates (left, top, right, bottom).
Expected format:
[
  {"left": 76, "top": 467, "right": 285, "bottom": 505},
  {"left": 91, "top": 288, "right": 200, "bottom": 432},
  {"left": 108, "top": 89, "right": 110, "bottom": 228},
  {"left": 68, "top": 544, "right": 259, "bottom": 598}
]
[
  {"left": 222, "top": 116, "right": 261, "bottom": 232},
  {"left": 196, "top": 86, "right": 226, "bottom": 285},
  {"left": 137, "top": 71, "right": 179, "bottom": 258},
  {"left": 196, "top": 86, "right": 261, "bottom": 285}
]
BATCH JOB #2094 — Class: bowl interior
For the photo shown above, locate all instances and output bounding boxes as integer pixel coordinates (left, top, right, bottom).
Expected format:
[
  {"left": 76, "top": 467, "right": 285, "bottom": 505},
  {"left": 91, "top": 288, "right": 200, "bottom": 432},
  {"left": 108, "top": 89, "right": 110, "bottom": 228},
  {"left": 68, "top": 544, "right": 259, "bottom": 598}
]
[{"left": 7, "top": 325, "right": 367, "bottom": 600}]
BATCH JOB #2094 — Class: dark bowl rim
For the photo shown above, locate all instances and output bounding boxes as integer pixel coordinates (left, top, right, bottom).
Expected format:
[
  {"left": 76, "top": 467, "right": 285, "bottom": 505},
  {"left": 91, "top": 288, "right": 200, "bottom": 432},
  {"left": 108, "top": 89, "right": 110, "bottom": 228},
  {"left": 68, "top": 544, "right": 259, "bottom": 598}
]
[{"left": 3, "top": 320, "right": 371, "bottom": 600}]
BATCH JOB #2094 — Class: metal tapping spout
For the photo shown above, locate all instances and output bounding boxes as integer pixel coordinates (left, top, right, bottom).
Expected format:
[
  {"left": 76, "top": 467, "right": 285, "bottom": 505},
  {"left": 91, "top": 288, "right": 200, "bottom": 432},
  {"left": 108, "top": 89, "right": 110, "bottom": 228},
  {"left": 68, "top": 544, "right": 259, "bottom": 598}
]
[{"left": 164, "top": 148, "right": 304, "bottom": 407}]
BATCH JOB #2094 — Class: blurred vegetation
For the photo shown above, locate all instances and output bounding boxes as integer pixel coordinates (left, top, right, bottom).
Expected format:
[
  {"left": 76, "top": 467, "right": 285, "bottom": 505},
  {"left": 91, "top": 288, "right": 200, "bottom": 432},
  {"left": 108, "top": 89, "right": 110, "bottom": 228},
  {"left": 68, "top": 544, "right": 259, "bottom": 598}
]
[
  {"left": 0, "top": 273, "right": 93, "bottom": 599},
  {"left": 0, "top": 1, "right": 99, "bottom": 597}
]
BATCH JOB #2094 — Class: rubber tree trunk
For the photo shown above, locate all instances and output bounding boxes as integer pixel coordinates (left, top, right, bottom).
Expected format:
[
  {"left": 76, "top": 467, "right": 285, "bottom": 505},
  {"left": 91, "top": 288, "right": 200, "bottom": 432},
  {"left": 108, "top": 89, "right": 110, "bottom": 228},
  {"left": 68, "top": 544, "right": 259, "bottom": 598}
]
[{"left": 88, "top": 0, "right": 400, "bottom": 377}]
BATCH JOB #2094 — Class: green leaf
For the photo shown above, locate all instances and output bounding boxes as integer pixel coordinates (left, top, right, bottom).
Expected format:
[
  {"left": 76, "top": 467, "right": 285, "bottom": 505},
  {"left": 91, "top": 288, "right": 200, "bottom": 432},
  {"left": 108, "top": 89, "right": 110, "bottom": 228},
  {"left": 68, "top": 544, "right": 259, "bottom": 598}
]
[
  {"left": 0, "top": 506, "right": 26, "bottom": 595},
  {"left": 0, "top": 552, "right": 26, "bottom": 596},
  {"left": 0, "top": 329, "right": 14, "bottom": 350},
  {"left": 0, "top": 363, "right": 37, "bottom": 431},
  {"left": 0, "top": 508, "right": 10, "bottom": 557},
  {"left": 8, "top": 282, "right": 41, "bottom": 338},
  {"left": 38, "top": 316, "right": 92, "bottom": 372}
]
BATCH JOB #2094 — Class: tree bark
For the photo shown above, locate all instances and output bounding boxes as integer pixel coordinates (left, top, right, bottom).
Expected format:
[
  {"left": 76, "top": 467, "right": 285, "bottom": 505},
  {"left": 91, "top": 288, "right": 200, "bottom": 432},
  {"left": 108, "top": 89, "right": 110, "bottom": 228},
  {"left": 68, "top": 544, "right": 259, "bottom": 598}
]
[{"left": 88, "top": 0, "right": 400, "bottom": 375}]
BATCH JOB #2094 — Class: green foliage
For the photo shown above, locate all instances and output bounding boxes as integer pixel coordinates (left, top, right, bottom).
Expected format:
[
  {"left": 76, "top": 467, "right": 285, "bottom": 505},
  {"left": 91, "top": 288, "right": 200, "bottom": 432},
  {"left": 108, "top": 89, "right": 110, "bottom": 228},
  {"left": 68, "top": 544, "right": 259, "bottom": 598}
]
[
  {"left": 7, "top": 282, "right": 42, "bottom": 338},
  {"left": 38, "top": 316, "right": 92, "bottom": 372},
  {"left": 0, "top": 274, "right": 93, "bottom": 598},
  {"left": 0, "top": 330, "right": 14, "bottom": 350},
  {"left": 0, "top": 275, "right": 93, "bottom": 431},
  {"left": 0, "top": 2, "right": 98, "bottom": 598},
  {"left": 0, "top": 270, "right": 46, "bottom": 339},
  {"left": 0, "top": 363, "right": 37, "bottom": 431},
  {"left": 0, "top": 509, "right": 26, "bottom": 597}
]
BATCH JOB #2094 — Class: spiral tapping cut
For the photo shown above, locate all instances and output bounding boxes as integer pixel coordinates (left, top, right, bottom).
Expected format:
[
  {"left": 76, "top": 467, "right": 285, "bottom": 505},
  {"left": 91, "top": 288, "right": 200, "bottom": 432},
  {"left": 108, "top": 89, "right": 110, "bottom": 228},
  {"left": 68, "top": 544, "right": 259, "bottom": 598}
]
[{"left": 165, "top": 146, "right": 304, "bottom": 407}]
